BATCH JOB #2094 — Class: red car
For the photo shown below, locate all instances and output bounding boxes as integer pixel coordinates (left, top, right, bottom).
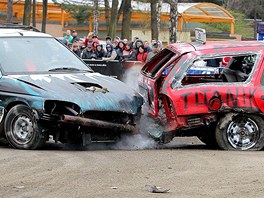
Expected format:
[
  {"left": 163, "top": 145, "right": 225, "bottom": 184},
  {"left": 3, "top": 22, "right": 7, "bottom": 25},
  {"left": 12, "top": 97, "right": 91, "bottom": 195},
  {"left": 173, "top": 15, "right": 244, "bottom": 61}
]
[{"left": 139, "top": 36, "right": 264, "bottom": 151}]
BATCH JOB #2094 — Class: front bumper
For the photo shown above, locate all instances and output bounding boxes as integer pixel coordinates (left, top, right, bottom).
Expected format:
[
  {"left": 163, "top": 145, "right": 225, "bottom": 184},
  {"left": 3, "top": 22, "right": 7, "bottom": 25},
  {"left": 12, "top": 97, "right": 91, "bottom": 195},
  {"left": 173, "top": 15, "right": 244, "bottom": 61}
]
[{"left": 60, "top": 114, "right": 138, "bottom": 134}]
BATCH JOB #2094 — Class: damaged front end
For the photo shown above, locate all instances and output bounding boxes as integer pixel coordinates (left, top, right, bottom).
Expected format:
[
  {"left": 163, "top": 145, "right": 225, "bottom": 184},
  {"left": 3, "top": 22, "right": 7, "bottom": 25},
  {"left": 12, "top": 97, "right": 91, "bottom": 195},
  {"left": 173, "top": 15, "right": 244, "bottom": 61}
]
[{"left": 41, "top": 100, "right": 141, "bottom": 146}]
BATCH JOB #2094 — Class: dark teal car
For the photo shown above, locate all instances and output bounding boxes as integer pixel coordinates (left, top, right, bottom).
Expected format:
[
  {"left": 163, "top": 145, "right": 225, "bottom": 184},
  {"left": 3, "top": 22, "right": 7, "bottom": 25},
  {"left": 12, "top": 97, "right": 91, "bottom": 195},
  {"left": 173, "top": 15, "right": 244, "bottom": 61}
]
[{"left": 0, "top": 25, "right": 143, "bottom": 149}]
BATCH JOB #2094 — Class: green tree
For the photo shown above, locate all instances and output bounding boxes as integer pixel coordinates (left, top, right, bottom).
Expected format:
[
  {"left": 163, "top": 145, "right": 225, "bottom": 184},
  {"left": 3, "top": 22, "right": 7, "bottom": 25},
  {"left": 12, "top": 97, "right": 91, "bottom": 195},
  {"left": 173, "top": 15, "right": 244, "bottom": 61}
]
[
  {"left": 200, "top": 10, "right": 254, "bottom": 38},
  {"left": 53, "top": 0, "right": 92, "bottom": 25}
]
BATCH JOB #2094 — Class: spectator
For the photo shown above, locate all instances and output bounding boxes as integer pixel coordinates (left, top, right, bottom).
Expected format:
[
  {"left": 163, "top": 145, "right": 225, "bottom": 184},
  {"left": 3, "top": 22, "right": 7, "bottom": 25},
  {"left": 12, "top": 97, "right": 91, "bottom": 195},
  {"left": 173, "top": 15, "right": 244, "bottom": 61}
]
[
  {"left": 71, "top": 41, "right": 81, "bottom": 57},
  {"left": 146, "top": 42, "right": 159, "bottom": 62},
  {"left": 123, "top": 41, "right": 136, "bottom": 61},
  {"left": 144, "top": 40, "right": 151, "bottom": 52},
  {"left": 71, "top": 30, "right": 80, "bottom": 43},
  {"left": 134, "top": 39, "right": 144, "bottom": 50},
  {"left": 94, "top": 44, "right": 106, "bottom": 60},
  {"left": 82, "top": 44, "right": 96, "bottom": 59},
  {"left": 123, "top": 38, "right": 128, "bottom": 45},
  {"left": 84, "top": 32, "right": 94, "bottom": 47},
  {"left": 105, "top": 36, "right": 112, "bottom": 44},
  {"left": 136, "top": 45, "right": 148, "bottom": 63},
  {"left": 149, "top": 39, "right": 157, "bottom": 51},
  {"left": 113, "top": 36, "right": 120, "bottom": 49},
  {"left": 116, "top": 40, "right": 125, "bottom": 61},
  {"left": 102, "top": 43, "right": 118, "bottom": 60},
  {"left": 157, "top": 40, "right": 163, "bottom": 51},
  {"left": 63, "top": 29, "right": 73, "bottom": 44},
  {"left": 92, "top": 38, "right": 100, "bottom": 50}
]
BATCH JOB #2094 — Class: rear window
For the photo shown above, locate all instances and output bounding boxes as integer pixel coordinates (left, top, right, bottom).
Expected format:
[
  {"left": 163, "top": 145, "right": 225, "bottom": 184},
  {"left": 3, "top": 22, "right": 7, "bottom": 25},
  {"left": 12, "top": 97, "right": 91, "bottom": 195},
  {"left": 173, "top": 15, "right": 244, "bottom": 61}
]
[{"left": 141, "top": 49, "right": 176, "bottom": 78}]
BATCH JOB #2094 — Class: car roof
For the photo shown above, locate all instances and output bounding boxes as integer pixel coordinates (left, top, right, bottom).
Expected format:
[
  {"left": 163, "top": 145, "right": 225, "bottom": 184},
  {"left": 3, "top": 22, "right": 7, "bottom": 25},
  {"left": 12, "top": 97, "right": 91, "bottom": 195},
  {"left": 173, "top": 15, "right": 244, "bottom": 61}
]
[
  {"left": 0, "top": 28, "right": 52, "bottom": 37},
  {"left": 168, "top": 40, "right": 264, "bottom": 55}
]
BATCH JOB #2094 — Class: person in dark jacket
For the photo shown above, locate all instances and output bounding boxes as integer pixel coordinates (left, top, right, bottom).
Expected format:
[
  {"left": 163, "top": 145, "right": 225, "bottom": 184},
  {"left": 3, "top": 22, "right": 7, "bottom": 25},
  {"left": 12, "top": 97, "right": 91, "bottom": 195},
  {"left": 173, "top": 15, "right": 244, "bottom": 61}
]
[
  {"left": 82, "top": 44, "right": 96, "bottom": 59},
  {"left": 116, "top": 40, "right": 125, "bottom": 61},
  {"left": 71, "top": 41, "right": 81, "bottom": 57},
  {"left": 102, "top": 43, "right": 118, "bottom": 60},
  {"left": 94, "top": 44, "right": 106, "bottom": 60},
  {"left": 123, "top": 41, "right": 136, "bottom": 61}
]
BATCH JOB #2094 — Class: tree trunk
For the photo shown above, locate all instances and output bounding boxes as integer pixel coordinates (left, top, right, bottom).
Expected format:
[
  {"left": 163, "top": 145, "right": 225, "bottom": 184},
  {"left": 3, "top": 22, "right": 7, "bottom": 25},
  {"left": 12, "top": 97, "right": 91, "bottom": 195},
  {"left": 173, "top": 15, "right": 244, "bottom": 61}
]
[
  {"left": 41, "top": 0, "right": 48, "bottom": 33},
  {"left": 32, "top": 0, "right": 36, "bottom": 27},
  {"left": 157, "top": 0, "right": 163, "bottom": 39},
  {"left": 151, "top": 0, "right": 158, "bottom": 41},
  {"left": 93, "top": 0, "right": 99, "bottom": 35},
  {"left": 168, "top": 0, "right": 178, "bottom": 43},
  {"left": 108, "top": 0, "right": 118, "bottom": 39},
  {"left": 117, "top": 0, "right": 124, "bottom": 21},
  {"left": 23, "top": 0, "right": 31, "bottom": 25},
  {"left": 121, "top": 0, "right": 132, "bottom": 40},
  {"left": 7, "top": 0, "right": 13, "bottom": 23},
  {"left": 104, "top": 0, "right": 110, "bottom": 36}
]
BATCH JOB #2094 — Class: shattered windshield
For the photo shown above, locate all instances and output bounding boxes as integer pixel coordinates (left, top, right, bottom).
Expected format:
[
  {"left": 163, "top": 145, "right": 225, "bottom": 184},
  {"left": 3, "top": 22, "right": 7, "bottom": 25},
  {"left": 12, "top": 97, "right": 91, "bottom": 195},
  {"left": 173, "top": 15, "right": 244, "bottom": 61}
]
[{"left": 0, "top": 37, "right": 92, "bottom": 74}]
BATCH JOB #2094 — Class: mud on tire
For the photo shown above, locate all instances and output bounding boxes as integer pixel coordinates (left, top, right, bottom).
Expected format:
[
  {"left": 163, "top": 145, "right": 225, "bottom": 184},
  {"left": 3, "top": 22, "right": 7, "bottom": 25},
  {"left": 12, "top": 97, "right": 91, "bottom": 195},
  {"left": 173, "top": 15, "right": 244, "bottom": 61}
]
[
  {"left": 4, "top": 105, "right": 45, "bottom": 150},
  {"left": 215, "top": 113, "right": 264, "bottom": 151}
]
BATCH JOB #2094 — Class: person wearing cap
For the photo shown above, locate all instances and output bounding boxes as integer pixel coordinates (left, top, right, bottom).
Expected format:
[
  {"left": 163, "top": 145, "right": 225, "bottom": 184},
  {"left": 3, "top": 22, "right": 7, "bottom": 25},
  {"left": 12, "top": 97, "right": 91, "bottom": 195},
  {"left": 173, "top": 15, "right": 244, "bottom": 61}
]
[
  {"left": 71, "top": 30, "right": 80, "bottom": 43},
  {"left": 146, "top": 42, "right": 160, "bottom": 62},
  {"left": 81, "top": 44, "right": 96, "bottom": 60}
]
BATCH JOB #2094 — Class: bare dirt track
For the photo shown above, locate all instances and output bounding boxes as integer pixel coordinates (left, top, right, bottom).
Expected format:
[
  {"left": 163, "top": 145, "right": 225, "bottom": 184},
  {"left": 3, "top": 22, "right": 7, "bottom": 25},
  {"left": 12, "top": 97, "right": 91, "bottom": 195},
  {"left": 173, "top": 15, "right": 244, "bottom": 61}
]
[{"left": 1, "top": 137, "right": 264, "bottom": 198}]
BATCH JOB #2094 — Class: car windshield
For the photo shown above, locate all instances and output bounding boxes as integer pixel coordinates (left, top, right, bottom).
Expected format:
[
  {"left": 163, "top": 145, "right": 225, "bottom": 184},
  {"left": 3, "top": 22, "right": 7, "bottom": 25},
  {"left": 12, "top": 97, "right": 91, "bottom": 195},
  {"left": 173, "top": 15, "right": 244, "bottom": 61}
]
[{"left": 0, "top": 37, "right": 93, "bottom": 74}]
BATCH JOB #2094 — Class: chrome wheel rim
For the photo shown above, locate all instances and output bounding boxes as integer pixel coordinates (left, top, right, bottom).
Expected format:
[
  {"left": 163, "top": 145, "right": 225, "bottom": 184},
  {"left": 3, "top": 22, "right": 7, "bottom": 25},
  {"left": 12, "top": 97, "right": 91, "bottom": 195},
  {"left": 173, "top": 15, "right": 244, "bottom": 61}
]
[
  {"left": 227, "top": 117, "right": 259, "bottom": 150},
  {"left": 11, "top": 115, "right": 34, "bottom": 145}
]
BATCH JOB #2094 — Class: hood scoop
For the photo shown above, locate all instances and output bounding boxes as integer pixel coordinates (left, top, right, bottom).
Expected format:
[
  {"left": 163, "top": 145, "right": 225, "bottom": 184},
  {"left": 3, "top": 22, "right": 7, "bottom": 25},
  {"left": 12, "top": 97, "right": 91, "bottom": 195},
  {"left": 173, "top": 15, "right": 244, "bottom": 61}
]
[{"left": 72, "top": 82, "right": 109, "bottom": 93}]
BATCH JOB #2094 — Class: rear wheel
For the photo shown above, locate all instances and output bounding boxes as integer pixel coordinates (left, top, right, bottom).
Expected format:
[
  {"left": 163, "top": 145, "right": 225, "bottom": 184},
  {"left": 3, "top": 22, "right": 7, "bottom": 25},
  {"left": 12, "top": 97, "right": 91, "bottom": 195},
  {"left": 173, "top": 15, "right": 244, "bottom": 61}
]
[
  {"left": 215, "top": 113, "right": 264, "bottom": 151},
  {"left": 4, "top": 105, "right": 45, "bottom": 149}
]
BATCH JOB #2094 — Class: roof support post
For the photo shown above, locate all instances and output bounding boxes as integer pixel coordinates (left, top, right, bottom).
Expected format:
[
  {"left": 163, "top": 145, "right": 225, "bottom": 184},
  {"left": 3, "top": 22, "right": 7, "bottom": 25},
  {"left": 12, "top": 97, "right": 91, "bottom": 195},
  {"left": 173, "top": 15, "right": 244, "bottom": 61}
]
[{"left": 230, "top": 21, "right": 235, "bottom": 34}]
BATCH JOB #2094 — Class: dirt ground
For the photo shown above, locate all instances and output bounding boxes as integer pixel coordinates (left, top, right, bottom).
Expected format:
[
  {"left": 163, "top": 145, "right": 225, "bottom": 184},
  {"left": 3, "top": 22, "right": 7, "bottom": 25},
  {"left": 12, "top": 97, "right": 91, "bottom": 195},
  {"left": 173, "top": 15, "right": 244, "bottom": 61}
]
[{"left": 0, "top": 136, "right": 264, "bottom": 198}]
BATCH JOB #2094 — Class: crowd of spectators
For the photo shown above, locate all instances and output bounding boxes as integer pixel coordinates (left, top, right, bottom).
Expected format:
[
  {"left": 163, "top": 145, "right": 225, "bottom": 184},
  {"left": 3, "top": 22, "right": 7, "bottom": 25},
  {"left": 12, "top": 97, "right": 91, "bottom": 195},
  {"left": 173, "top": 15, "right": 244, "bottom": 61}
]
[{"left": 61, "top": 29, "right": 163, "bottom": 63}]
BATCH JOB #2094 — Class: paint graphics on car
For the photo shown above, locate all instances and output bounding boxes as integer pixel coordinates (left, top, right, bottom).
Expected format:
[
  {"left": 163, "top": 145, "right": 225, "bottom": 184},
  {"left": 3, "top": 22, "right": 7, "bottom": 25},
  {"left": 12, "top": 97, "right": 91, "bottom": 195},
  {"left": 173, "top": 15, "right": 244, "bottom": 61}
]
[{"left": 139, "top": 37, "right": 264, "bottom": 151}]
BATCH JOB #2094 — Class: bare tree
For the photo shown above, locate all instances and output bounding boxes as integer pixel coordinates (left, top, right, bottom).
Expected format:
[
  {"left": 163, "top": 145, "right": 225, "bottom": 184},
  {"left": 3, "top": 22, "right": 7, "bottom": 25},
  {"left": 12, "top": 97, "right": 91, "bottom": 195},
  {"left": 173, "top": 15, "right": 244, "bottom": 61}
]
[
  {"left": 151, "top": 0, "right": 158, "bottom": 40},
  {"left": 23, "top": 0, "right": 31, "bottom": 25},
  {"left": 108, "top": 0, "right": 119, "bottom": 39},
  {"left": 42, "top": 0, "right": 48, "bottom": 32},
  {"left": 93, "top": 0, "right": 99, "bottom": 35},
  {"left": 7, "top": 0, "right": 13, "bottom": 23},
  {"left": 121, "top": 0, "right": 132, "bottom": 40},
  {"left": 168, "top": 0, "right": 178, "bottom": 43},
  {"left": 32, "top": 0, "right": 36, "bottom": 27},
  {"left": 157, "top": 0, "right": 163, "bottom": 38},
  {"left": 104, "top": 0, "right": 110, "bottom": 35}
]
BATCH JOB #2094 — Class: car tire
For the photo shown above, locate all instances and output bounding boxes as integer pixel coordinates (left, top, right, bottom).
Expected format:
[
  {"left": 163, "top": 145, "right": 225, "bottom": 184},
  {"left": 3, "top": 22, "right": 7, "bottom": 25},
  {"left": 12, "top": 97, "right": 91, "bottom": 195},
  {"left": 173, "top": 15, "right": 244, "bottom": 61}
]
[
  {"left": 215, "top": 113, "right": 264, "bottom": 151},
  {"left": 4, "top": 105, "right": 45, "bottom": 149}
]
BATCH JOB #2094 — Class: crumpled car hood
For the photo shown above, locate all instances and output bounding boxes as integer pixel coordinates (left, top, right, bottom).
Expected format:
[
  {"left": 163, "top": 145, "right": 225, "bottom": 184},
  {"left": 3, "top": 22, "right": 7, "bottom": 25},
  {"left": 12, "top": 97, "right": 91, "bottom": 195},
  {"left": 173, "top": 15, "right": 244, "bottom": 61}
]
[{"left": 6, "top": 72, "right": 143, "bottom": 114}]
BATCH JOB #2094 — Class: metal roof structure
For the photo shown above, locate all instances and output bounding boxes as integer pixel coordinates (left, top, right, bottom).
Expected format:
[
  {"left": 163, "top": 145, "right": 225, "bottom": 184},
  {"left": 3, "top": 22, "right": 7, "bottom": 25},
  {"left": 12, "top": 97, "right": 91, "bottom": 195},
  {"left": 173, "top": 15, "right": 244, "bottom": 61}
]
[
  {"left": 178, "top": 3, "right": 235, "bottom": 33},
  {"left": 130, "top": 2, "right": 235, "bottom": 34}
]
